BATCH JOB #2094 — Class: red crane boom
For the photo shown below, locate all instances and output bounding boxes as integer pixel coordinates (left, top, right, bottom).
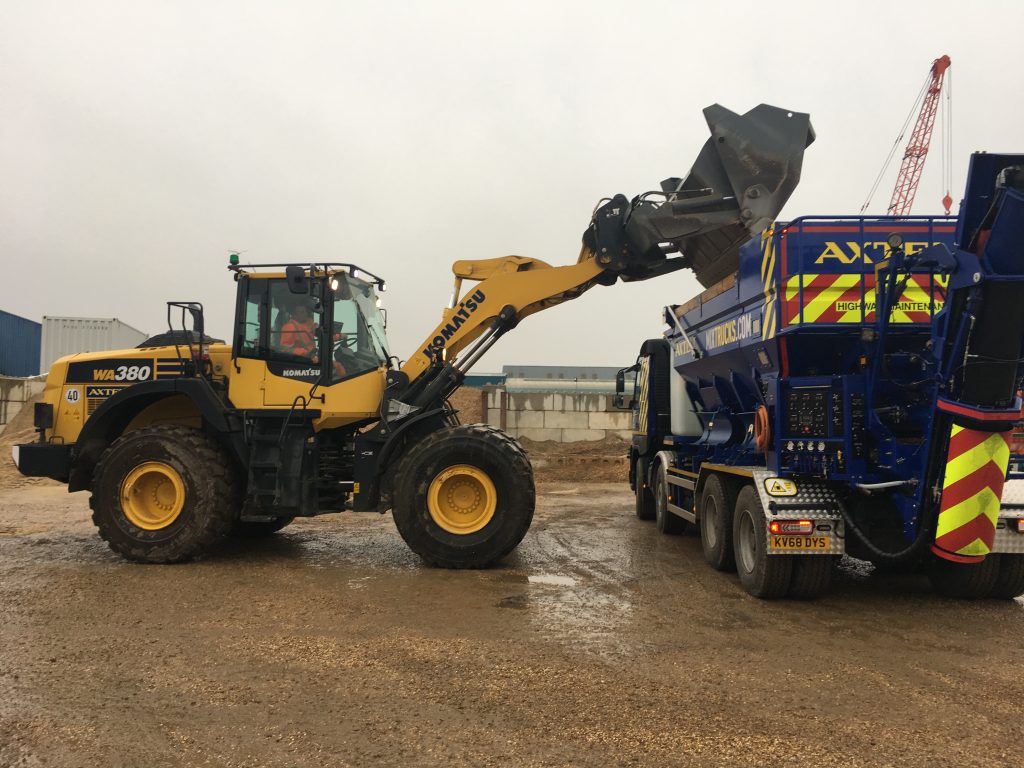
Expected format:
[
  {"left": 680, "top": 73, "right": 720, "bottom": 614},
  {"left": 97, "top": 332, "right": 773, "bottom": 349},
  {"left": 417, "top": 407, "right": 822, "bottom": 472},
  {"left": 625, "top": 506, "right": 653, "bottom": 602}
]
[{"left": 888, "top": 55, "right": 952, "bottom": 216}]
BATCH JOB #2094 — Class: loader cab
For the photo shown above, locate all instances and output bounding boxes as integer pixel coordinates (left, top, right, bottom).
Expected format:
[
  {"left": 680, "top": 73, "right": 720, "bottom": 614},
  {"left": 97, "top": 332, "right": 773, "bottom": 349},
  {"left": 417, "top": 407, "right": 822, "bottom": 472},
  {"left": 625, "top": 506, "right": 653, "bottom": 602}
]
[{"left": 231, "top": 263, "right": 391, "bottom": 390}]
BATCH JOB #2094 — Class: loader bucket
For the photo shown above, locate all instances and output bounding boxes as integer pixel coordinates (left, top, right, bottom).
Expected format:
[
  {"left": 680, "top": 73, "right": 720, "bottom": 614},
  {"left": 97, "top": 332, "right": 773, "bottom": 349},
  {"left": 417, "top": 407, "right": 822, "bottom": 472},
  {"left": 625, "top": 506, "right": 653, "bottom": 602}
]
[{"left": 586, "top": 104, "right": 815, "bottom": 287}]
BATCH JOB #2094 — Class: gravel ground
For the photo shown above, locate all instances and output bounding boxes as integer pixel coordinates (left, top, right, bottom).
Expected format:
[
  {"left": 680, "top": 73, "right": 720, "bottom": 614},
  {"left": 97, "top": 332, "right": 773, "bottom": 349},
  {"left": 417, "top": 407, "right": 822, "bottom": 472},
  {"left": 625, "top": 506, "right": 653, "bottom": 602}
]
[{"left": 2, "top": 482, "right": 1023, "bottom": 767}]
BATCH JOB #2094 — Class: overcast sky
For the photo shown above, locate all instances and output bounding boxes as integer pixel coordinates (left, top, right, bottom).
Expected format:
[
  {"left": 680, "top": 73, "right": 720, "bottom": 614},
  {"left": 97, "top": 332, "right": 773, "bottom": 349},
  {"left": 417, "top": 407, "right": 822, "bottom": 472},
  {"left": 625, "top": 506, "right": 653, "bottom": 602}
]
[{"left": 2, "top": 1, "right": 1021, "bottom": 371}]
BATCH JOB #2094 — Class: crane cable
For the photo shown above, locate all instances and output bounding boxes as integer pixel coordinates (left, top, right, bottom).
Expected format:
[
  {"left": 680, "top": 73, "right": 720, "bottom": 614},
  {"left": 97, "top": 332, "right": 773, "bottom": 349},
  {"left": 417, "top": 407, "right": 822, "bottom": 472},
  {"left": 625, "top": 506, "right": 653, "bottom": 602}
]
[
  {"left": 859, "top": 72, "right": 931, "bottom": 215},
  {"left": 940, "top": 68, "right": 954, "bottom": 214}
]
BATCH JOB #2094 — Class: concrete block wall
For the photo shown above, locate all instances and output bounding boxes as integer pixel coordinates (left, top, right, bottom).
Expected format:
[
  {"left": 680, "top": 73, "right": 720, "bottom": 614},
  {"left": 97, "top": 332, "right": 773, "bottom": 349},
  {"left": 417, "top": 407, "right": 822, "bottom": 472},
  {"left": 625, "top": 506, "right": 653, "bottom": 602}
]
[
  {"left": 0, "top": 376, "right": 46, "bottom": 435},
  {"left": 484, "top": 388, "right": 632, "bottom": 443}
]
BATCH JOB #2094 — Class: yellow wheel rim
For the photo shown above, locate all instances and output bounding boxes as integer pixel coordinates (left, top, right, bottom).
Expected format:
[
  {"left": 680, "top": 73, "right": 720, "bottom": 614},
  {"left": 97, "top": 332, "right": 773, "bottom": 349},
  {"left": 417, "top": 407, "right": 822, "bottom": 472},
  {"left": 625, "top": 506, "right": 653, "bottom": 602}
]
[
  {"left": 427, "top": 464, "right": 497, "bottom": 535},
  {"left": 120, "top": 461, "right": 186, "bottom": 530}
]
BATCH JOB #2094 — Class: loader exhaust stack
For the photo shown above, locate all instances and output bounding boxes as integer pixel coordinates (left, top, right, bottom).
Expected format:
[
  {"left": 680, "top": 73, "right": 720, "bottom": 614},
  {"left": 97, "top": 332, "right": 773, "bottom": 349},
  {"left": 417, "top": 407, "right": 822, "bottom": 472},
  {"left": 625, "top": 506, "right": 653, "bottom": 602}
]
[{"left": 585, "top": 103, "right": 815, "bottom": 287}]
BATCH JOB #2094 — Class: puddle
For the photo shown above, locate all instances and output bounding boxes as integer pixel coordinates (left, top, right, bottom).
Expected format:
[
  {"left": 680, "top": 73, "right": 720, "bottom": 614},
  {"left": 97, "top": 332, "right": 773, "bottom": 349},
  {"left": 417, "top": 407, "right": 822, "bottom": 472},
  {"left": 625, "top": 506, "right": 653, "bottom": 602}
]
[{"left": 528, "top": 574, "right": 577, "bottom": 587}]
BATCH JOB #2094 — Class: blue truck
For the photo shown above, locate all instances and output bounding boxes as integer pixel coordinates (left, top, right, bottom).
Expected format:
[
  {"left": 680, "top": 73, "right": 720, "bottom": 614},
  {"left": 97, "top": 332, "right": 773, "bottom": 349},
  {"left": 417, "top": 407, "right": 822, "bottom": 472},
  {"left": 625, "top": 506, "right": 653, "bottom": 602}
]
[{"left": 618, "top": 153, "right": 1024, "bottom": 599}]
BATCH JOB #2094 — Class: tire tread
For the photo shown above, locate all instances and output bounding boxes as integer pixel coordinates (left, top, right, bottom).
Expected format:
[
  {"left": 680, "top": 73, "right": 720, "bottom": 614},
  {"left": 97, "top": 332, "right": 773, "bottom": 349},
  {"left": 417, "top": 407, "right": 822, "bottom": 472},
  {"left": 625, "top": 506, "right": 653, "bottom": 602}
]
[{"left": 91, "top": 426, "right": 239, "bottom": 563}]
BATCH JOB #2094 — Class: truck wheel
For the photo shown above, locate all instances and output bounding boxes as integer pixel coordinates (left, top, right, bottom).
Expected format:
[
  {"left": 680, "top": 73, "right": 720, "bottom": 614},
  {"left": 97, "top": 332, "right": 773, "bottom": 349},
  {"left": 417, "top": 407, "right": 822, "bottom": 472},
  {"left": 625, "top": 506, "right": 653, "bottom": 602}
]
[
  {"left": 699, "top": 474, "right": 736, "bottom": 571},
  {"left": 392, "top": 424, "right": 534, "bottom": 569},
  {"left": 90, "top": 426, "right": 239, "bottom": 563},
  {"left": 232, "top": 517, "right": 295, "bottom": 538},
  {"left": 654, "top": 464, "right": 686, "bottom": 535},
  {"left": 733, "top": 485, "right": 792, "bottom": 598},
  {"left": 634, "top": 457, "right": 656, "bottom": 520},
  {"left": 787, "top": 555, "right": 835, "bottom": 599},
  {"left": 988, "top": 555, "right": 1024, "bottom": 599},
  {"left": 928, "top": 554, "right": 1000, "bottom": 599}
]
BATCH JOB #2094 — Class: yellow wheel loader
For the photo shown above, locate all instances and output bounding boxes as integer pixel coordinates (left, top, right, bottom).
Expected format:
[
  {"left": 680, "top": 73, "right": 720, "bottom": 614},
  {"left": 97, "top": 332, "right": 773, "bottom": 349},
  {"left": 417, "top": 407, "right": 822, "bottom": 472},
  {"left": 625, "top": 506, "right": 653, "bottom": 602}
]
[{"left": 12, "top": 104, "right": 814, "bottom": 566}]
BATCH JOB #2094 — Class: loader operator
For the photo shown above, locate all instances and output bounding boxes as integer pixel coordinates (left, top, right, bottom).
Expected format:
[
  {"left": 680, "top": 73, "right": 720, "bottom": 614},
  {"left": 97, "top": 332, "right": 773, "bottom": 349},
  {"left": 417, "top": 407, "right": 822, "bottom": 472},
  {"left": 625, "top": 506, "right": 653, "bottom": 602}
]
[{"left": 278, "top": 297, "right": 318, "bottom": 360}]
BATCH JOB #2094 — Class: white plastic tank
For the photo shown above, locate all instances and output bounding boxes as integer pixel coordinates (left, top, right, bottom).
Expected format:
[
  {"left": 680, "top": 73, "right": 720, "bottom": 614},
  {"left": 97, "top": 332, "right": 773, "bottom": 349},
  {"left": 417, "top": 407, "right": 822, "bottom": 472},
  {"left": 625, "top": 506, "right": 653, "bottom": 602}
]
[
  {"left": 669, "top": 342, "right": 703, "bottom": 437},
  {"left": 40, "top": 317, "right": 147, "bottom": 370}
]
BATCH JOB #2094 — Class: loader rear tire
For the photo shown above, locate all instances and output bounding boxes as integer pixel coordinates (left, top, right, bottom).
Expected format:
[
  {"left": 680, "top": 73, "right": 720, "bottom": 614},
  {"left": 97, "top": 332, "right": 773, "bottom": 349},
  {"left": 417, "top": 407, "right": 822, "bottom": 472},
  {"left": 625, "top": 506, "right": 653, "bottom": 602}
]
[
  {"left": 700, "top": 474, "right": 736, "bottom": 571},
  {"left": 392, "top": 424, "right": 534, "bottom": 569},
  {"left": 90, "top": 426, "right": 239, "bottom": 563},
  {"left": 928, "top": 554, "right": 1000, "bottom": 599},
  {"left": 733, "top": 485, "right": 792, "bottom": 599},
  {"left": 988, "top": 554, "right": 1024, "bottom": 599},
  {"left": 634, "top": 457, "right": 656, "bottom": 521}
]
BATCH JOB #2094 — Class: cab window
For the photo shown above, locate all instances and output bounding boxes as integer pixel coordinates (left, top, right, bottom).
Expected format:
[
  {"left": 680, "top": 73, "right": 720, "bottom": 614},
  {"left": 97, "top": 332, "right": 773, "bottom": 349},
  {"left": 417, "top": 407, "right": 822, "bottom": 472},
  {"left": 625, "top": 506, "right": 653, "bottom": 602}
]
[
  {"left": 234, "top": 278, "right": 323, "bottom": 365},
  {"left": 328, "top": 274, "right": 390, "bottom": 382}
]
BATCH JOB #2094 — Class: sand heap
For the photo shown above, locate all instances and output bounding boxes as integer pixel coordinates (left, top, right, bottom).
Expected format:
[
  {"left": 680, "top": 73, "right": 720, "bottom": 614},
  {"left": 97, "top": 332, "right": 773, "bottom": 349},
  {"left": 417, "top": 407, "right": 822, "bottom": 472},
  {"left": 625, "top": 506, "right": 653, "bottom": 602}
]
[{"left": 0, "top": 392, "right": 60, "bottom": 490}]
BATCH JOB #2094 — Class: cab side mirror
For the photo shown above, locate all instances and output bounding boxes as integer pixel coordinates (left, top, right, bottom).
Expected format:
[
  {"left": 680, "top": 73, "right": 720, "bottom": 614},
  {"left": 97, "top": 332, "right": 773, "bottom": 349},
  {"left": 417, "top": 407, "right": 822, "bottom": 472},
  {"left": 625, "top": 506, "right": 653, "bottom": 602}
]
[{"left": 613, "top": 366, "right": 638, "bottom": 409}]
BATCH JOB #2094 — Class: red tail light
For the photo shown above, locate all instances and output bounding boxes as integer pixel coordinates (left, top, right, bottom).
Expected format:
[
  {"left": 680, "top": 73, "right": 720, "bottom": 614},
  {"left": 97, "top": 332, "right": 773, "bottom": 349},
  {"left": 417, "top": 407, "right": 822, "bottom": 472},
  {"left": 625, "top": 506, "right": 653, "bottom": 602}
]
[{"left": 770, "top": 519, "right": 814, "bottom": 535}]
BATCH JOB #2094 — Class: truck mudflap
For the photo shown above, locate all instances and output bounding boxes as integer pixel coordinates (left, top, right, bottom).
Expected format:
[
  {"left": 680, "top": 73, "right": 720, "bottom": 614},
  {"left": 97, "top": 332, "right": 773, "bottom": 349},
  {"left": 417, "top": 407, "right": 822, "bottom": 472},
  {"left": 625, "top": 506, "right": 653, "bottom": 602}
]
[
  {"left": 992, "top": 477, "right": 1024, "bottom": 554},
  {"left": 751, "top": 470, "right": 845, "bottom": 556}
]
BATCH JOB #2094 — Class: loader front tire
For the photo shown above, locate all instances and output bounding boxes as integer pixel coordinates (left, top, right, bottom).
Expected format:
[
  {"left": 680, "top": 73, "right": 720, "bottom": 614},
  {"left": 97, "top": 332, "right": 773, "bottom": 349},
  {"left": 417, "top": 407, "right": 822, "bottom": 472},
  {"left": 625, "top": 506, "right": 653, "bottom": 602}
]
[
  {"left": 392, "top": 424, "right": 534, "bottom": 569},
  {"left": 90, "top": 426, "right": 239, "bottom": 563}
]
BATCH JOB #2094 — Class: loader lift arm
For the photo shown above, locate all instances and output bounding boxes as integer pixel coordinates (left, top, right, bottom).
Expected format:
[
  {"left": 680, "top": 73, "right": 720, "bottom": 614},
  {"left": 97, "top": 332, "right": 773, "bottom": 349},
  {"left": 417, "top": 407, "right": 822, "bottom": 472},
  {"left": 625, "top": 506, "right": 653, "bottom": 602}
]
[
  {"left": 396, "top": 103, "right": 815, "bottom": 407},
  {"left": 352, "top": 103, "right": 814, "bottom": 515}
]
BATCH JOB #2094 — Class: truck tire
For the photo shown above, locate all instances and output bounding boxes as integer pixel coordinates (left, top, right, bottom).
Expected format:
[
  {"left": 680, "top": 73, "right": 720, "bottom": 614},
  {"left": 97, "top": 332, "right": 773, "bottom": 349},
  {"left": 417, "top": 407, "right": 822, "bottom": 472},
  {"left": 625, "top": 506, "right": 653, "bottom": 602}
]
[
  {"left": 699, "top": 474, "right": 736, "bottom": 571},
  {"left": 392, "top": 424, "right": 534, "bottom": 569},
  {"left": 988, "top": 554, "right": 1024, "bottom": 599},
  {"left": 928, "top": 554, "right": 1000, "bottom": 599},
  {"left": 232, "top": 517, "right": 295, "bottom": 538},
  {"left": 634, "top": 457, "right": 656, "bottom": 520},
  {"left": 733, "top": 485, "right": 792, "bottom": 598},
  {"left": 787, "top": 555, "right": 835, "bottom": 599},
  {"left": 654, "top": 463, "right": 686, "bottom": 535},
  {"left": 90, "top": 426, "right": 239, "bottom": 563}
]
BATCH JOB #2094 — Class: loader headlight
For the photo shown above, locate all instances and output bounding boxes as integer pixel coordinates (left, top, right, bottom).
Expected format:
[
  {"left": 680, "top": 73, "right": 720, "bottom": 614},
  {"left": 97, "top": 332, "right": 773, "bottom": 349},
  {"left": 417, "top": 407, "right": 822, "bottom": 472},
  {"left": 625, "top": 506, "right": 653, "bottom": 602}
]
[{"left": 330, "top": 277, "right": 340, "bottom": 291}]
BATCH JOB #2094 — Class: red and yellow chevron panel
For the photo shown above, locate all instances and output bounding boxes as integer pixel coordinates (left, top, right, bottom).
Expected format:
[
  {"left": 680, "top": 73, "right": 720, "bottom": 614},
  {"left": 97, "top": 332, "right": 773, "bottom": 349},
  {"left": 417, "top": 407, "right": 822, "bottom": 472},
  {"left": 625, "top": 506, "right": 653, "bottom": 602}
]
[
  {"left": 932, "top": 425, "right": 1011, "bottom": 562},
  {"left": 782, "top": 273, "right": 946, "bottom": 325}
]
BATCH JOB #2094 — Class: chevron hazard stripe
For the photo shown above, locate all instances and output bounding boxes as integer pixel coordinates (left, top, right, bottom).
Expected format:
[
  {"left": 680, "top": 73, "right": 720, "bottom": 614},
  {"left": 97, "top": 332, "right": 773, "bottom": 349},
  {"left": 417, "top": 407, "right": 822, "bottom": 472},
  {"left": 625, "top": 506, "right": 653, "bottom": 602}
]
[
  {"left": 932, "top": 425, "right": 1011, "bottom": 562},
  {"left": 783, "top": 273, "right": 946, "bottom": 325},
  {"left": 636, "top": 357, "right": 650, "bottom": 435}
]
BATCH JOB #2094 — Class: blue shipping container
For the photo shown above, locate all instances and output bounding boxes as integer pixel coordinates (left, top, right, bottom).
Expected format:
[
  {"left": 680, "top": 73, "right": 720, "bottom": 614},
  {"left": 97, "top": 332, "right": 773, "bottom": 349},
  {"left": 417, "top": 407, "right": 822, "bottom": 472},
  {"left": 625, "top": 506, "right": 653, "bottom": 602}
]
[{"left": 0, "top": 309, "right": 42, "bottom": 377}]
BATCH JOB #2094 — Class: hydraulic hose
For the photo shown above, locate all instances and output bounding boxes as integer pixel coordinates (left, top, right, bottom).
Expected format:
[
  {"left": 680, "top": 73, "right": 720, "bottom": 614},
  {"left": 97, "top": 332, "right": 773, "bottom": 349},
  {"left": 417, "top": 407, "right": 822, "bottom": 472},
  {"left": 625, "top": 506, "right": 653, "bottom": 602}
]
[{"left": 835, "top": 497, "right": 937, "bottom": 563}]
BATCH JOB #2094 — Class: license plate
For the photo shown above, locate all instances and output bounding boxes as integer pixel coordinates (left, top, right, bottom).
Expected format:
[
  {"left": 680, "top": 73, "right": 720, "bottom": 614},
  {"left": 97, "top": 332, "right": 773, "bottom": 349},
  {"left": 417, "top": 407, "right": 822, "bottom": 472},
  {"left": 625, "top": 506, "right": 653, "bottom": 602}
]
[{"left": 770, "top": 535, "right": 830, "bottom": 551}]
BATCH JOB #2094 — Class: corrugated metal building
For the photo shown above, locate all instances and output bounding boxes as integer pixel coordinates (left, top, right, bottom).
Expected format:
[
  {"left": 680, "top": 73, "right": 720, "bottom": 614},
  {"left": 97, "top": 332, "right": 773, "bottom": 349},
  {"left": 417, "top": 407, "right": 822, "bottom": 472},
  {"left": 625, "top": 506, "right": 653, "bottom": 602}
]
[
  {"left": 41, "top": 317, "right": 147, "bottom": 370},
  {"left": 0, "top": 309, "right": 42, "bottom": 377},
  {"left": 464, "top": 372, "right": 506, "bottom": 387}
]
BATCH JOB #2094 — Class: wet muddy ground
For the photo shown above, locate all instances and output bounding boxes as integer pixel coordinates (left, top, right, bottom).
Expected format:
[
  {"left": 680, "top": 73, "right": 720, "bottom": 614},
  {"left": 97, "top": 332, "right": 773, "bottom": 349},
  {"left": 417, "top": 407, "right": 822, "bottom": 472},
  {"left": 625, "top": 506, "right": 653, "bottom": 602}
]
[{"left": 2, "top": 482, "right": 1023, "bottom": 767}]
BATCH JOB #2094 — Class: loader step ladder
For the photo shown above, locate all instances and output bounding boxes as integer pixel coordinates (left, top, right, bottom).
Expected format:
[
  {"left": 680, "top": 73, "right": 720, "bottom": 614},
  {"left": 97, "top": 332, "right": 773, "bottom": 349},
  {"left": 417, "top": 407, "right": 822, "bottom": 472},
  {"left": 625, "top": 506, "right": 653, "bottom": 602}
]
[{"left": 243, "top": 409, "right": 320, "bottom": 519}]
